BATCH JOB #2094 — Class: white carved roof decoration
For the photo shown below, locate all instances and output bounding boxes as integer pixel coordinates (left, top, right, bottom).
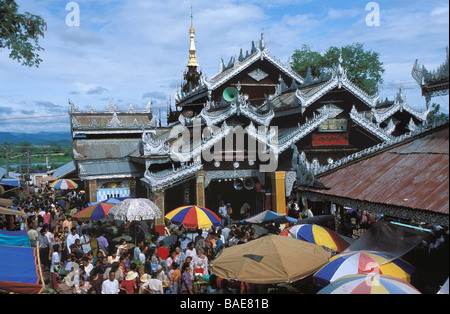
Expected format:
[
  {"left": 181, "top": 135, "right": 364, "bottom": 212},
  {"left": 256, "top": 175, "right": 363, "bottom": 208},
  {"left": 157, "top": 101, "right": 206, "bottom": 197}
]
[
  {"left": 176, "top": 35, "right": 304, "bottom": 105},
  {"left": 106, "top": 113, "right": 124, "bottom": 128},
  {"left": 175, "top": 75, "right": 210, "bottom": 104},
  {"left": 309, "top": 119, "right": 448, "bottom": 177},
  {"left": 275, "top": 105, "right": 339, "bottom": 155},
  {"left": 200, "top": 93, "right": 274, "bottom": 127},
  {"left": 350, "top": 106, "right": 393, "bottom": 141},
  {"left": 372, "top": 87, "right": 429, "bottom": 123},
  {"left": 144, "top": 160, "right": 203, "bottom": 192},
  {"left": 105, "top": 99, "right": 120, "bottom": 113},
  {"left": 142, "top": 129, "right": 171, "bottom": 156},
  {"left": 71, "top": 117, "right": 82, "bottom": 129},
  {"left": 170, "top": 121, "right": 232, "bottom": 163},
  {"left": 68, "top": 100, "right": 81, "bottom": 113},
  {"left": 296, "top": 56, "right": 380, "bottom": 112}
]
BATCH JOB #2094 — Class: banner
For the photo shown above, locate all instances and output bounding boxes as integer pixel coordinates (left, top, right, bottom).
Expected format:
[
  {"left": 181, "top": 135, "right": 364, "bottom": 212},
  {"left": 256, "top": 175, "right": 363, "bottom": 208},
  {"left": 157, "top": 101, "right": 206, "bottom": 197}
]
[{"left": 312, "top": 133, "right": 349, "bottom": 146}]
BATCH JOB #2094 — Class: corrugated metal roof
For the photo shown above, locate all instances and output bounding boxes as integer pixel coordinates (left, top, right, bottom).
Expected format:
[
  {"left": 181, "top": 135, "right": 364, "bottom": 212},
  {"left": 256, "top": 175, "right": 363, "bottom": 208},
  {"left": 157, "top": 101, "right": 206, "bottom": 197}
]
[
  {"left": 53, "top": 161, "right": 76, "bottom": 178},
  {"left": 304, "top": 126, "right": 449, "bottom": 215},
  {"left": 78, "top": 159, "right": 143, "bottom": 179},
  {"left": 0, "top": 167, "right": 6, "bottom": 180}
]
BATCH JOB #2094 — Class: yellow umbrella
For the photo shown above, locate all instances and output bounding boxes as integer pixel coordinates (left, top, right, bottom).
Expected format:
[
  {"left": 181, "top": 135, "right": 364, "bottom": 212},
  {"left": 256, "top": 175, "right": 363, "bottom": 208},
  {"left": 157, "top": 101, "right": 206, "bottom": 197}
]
[{"left": 211, "top": 235, "right": 331, "bottom": 284}]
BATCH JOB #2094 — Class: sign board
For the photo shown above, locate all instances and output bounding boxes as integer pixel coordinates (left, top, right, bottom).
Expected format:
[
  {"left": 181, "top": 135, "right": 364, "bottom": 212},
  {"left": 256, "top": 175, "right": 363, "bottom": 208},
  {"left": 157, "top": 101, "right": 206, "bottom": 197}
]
[
  {"left": 319, "top": 119, "right": 347, "bottom": 132},
  {"left": 312, "top": 133, "right": 349, "bottom": 146}
]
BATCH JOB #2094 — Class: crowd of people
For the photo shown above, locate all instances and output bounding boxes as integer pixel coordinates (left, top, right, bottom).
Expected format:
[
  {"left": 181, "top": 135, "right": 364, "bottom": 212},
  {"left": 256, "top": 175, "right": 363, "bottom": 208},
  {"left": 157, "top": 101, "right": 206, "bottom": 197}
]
[
  {"left": 41, "top": 222, "right": 264, "bottom": 294},
  {"left": 1, "top": 186, "right": 269, "bottom": 294},
  {"left": 2, "top": 185, "right": 448, "bottom": 295}
]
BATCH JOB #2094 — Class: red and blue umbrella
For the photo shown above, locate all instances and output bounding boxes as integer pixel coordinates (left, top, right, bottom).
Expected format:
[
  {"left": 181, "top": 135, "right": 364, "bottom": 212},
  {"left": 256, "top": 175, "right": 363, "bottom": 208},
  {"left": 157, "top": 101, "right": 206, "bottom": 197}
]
[
  {"left": 313, "top": 251, "right": 418, "bottom": 287},
  {"left": 282, "top": 224, "right": 350, "bottom": 254},
  {"left": 73, "top": 202, "right": 116, "bottom": 221},
  {"left": 317, "top": 274, "right": 421, "bottom": 294},
  {"left": 50, "top": 179, "right": 78, "bottom": 190},
  {"left": 165, "top": 205, "right": 221, "bottom": 229}
]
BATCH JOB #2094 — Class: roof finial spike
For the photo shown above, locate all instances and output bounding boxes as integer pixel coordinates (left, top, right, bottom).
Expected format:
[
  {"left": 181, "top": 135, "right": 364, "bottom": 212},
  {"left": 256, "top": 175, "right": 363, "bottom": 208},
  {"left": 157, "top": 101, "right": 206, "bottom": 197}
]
[{"left": 187, "top": 6, "right": 200, "bottom": 68}]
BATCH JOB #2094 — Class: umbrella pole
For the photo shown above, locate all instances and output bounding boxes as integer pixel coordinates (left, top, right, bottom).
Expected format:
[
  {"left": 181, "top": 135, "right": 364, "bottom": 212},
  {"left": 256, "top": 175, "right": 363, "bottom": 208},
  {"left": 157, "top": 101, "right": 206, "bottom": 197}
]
[{"left": 36, "top": 244, "right": 46, "bottom": 293}]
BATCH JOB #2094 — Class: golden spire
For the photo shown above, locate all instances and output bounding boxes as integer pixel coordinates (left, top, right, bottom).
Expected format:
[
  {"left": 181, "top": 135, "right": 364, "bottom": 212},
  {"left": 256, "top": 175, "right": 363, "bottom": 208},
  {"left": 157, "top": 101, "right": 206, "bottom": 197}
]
[{"left": 187, "top": 6, "right": 199, "bottom": 67}]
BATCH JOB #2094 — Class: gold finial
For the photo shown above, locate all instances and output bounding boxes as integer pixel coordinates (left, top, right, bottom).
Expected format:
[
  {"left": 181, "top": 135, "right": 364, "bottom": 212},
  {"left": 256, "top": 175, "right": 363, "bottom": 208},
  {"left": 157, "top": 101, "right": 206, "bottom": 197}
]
[{"left": 187, "top": 6, "right": 199, "bottom": 67}]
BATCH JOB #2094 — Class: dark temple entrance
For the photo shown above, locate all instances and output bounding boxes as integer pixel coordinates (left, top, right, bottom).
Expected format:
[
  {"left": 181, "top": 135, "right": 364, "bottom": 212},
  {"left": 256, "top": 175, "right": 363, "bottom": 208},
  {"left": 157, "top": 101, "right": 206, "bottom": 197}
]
[{"left": 205, "top": 180, "right": 263, "bottom": 220}]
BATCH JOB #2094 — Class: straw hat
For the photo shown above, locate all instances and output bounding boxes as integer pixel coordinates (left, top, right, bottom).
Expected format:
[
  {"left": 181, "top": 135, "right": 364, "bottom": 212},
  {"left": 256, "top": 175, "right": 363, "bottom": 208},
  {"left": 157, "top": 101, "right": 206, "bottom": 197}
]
[
  {"left": 140, "top": 273, "right": 151, "bottom": 282},
  {"left": 125, "top": 271, "right": 138, "bottom": 281}
]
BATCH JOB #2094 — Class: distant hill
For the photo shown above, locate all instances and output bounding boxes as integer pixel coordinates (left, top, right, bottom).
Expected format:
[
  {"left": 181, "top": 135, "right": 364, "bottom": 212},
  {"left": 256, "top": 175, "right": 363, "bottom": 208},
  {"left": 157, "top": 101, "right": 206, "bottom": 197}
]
[{"left": 0, "top": 132, "right": 72, "bottom": 145}]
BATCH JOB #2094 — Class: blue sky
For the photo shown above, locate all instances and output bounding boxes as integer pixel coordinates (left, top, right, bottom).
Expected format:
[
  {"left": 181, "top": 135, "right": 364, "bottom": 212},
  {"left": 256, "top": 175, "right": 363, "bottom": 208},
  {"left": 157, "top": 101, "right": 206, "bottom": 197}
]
[{"left": 0, "top": 0, "right": 448, "bottom": 133}]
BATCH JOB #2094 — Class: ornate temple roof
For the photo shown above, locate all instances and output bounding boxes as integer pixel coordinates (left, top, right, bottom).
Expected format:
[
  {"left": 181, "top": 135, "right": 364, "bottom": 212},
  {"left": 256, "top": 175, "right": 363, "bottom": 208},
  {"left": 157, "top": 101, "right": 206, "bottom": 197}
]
[
  {"left": 294, "top": 55, "right": 380, "bottom": 112},
  {"left": 69, "top": 100, "right": 158, "bottom": 135},
  {"left": 175, "top": 33, "right": 304, "bottom": 106},
  {"left": 296, "top": 121, "right": 449, "bottom": 226}
]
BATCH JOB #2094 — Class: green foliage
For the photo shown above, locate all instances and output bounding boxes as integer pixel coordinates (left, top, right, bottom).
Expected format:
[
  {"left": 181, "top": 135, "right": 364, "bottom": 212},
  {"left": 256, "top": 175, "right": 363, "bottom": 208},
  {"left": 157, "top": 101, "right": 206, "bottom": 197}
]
[
  {"left": 291, "top": 44, "right": 325, "bottom": 79},
  {"left": 130, "top": 260, "right": 143, "bottom": 269},
  {"left": 291, "top": 43, "right": 385, "bottom": 95},
  {"left": 427, "top": 103, "right": 448, "bottom": 124},
  {"left": 0, "top": 0, "right": 47, "bottom": 67}
]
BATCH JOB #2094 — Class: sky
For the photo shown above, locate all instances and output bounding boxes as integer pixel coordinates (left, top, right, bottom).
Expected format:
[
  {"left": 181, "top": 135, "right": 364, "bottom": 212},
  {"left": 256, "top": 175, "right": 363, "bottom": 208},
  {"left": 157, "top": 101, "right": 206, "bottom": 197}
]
[{"left": 0, "top": 0, "right": 448, "bottom": 134}]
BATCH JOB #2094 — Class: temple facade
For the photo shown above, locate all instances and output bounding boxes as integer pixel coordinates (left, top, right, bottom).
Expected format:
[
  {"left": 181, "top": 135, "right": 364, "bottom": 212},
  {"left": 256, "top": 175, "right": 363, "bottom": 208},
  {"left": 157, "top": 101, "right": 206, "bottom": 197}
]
[{"left": 69, "top": 18, "right": 431, "bottom": 233}]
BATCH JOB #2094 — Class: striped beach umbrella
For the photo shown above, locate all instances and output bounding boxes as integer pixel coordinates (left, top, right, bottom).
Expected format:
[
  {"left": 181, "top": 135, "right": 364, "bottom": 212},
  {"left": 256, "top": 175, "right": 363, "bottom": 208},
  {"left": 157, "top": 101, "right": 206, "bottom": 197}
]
[
  {"left": 283, "top": 224, "right": 350, "bottom": 254},
  {"left": 50, "top": 179, "right": 78, "bottom": 190},
  {"left": 73, "top": 202, "right": 116, "bottom": 221},
  {"left": 313, "top": 251, "right": 417, "bottom": 287},
  {"left": 165, "top": 205, "right": 221, "bottom": 229},
  {"left": 317, "top": 274, "right": 421, "bottom": 294}
]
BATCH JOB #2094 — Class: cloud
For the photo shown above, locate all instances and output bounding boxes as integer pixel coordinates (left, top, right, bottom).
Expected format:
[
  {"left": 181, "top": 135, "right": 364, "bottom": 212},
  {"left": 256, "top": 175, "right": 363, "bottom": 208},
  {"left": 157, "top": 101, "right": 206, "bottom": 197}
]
[
  {"left": 87, "top": 86, "right": 109, "bottom": 95},
  {"left": 20, "top": 109, "right": 36, "bottom": 115},
  {"left": 0, "top": 107, "right": 13, "bottom": 114},
  {"left": 143, "top": 91, "right": 168, "bottom": 101},
  {"left": 0, "top": 0, "right": 448, "bottom": 134},
  {"left": 58, "top": 27, "right": 104, "bottom": 46}
]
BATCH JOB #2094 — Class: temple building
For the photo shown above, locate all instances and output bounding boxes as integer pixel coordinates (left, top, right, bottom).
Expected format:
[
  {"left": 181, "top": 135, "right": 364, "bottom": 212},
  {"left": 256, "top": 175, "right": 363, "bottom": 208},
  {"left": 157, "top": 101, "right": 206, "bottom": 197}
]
[
  {"left": 69, "top": 16, "right": 432, "bottom": 234},
  {"left": 412, "top": 47, "right": 449, "bottom": 109}
]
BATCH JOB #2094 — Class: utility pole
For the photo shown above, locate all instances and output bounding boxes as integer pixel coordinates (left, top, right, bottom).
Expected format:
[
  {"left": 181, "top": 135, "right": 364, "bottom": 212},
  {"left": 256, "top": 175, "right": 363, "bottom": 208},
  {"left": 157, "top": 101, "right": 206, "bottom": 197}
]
[
  {"left": 4, "top": 143, "right": 10, "bottom": 176},
  {"left": 24, "top": 149, "right": 31, "bottom": 196}
]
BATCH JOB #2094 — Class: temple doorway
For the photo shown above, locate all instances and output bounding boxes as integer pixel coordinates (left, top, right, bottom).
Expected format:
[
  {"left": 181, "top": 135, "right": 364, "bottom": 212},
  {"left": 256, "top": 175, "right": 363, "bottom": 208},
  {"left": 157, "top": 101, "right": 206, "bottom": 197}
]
[{"left": 205, "top": 180, "right": 263, "bottom": 220}]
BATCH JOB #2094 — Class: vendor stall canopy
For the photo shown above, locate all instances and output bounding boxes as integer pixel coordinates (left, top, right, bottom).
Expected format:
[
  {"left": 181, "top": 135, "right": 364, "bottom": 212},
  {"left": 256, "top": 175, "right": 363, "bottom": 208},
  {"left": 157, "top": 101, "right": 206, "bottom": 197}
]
[
  {"left": 0, "top": 229, "right": 31, "bottom": 247},
  {"left": 0, "top": 245, "right": 42, "bottom": 294}
]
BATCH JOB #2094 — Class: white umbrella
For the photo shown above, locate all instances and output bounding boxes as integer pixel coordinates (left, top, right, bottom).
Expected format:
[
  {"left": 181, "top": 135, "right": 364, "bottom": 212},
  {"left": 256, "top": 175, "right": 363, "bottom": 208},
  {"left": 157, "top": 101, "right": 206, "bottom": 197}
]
[{"left": 108, "top": 198, "right": 162, "bottom": 222}]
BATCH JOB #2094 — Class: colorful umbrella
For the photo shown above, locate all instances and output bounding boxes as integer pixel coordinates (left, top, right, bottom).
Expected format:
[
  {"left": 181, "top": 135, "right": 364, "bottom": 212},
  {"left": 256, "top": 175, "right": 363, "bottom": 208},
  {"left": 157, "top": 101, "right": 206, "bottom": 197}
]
[
  {"left": 317, "top": 274, "right": 421, "bottom": 294},
  {"left": 102, "top": 196, "right": 134, "bottom": 204},
  {"left": 313, "top": 251, "right": 417, "bottom": 287},
  {"left": 107, "top": 198, "right": 162, "bottom": 222},
  {"left": 283, "top": 224, "right": 350, "bottom": 254},
  {"left": 241, "top": 210, "right": 298, "bottom": 224},
  {"left": 73, "top": 202, "right": 116, "bottom": 221},
  {"left": 165, "top": 205, "right": 221, "bottom": 229},
  {"left": 211, "top": 235, "right": 331, "bottom": 284},
  {"left": 50, "top": 179, "right": 78, "bottom": 190}
]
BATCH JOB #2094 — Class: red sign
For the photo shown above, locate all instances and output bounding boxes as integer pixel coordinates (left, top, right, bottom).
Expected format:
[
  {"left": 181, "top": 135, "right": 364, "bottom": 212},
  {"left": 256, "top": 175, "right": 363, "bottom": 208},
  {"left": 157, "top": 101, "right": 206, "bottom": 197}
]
[{"left": 312, "top": 133, "right": 349, "bottom": 146}]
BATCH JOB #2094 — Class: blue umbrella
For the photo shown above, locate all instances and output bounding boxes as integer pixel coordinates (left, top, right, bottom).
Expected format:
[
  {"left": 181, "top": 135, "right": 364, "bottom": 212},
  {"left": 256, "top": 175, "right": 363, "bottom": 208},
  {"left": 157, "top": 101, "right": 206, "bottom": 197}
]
[
  {"left": 241, "top": 210, "right": 298, "bottom": 224},
  {"left": 102, "top": 196, "right": 134, "bottom": 204}
]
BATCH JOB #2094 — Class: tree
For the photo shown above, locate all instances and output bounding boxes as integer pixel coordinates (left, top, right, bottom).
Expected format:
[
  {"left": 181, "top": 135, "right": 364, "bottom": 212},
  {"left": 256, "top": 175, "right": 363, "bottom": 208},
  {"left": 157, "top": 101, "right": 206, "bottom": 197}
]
[
  {"left": 291, "top": 43, "right": 385, "bottom": 95},
  {"left": 0, "top": 0, "right": 47, "bottom": 67},
  {"left": 291, "top": 44, "right": 325, "bottom": 79},
  {"left": 427, "top": 103, "right": 448, "bottom": 124}
]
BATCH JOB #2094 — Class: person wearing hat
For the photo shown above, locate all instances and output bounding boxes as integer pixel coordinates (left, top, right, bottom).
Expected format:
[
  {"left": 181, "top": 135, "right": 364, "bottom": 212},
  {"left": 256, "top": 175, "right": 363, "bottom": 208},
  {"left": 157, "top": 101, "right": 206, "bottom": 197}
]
[
  {"left": 140, "top": 272, "right": 164, "bottom": 294},
  {"left": 120, "top": 272, "right": 138, "bottom": 294}
]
